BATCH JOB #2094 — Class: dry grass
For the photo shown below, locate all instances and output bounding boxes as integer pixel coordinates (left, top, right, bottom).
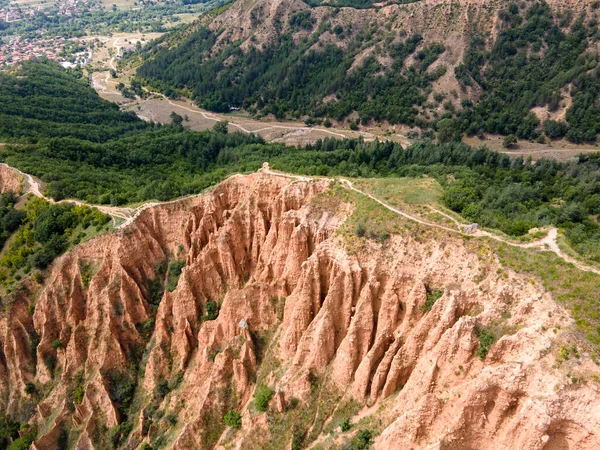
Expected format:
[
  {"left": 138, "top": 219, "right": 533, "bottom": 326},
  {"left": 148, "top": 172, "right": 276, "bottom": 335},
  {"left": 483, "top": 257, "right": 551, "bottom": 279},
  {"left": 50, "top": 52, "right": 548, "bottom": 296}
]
[
  {"left": 463, "top": 135, "right": 600, "bottom": 162},
  {"left": 351, "top": 177, "right": 443, "bottom": 206},
  {"left": 99, "top": 0, "right": 138, "bottom": 9},
  {"left": 12, "top": 0, "right": 45, "bottom": 6},
  {"left": 315, "top": 180, "right": 449, "bottom": 255},
  {"left": 164, "top": 13, "right": 200, "bottom": 28},
  {"left": 348, "top": 177, "right": 467, "bottom": 231},
  {"left": 492, "top": 240, "right": 600, "bottom": 357}
]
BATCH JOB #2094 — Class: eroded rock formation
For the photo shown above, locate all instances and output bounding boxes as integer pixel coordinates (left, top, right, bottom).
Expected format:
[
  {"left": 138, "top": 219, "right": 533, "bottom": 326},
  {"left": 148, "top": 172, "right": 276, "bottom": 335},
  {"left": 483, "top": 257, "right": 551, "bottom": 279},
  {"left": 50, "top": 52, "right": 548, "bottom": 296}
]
[{"left": 0, "top": 171, "right": 598, "bottom": 449}]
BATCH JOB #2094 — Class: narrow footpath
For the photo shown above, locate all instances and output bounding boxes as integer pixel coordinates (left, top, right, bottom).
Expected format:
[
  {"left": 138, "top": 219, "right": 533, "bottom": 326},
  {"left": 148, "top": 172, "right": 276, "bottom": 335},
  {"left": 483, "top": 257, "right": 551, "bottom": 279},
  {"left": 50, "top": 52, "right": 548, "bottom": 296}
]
[{"left": 1, "top": 160, "right": 598, "bottom": 275}]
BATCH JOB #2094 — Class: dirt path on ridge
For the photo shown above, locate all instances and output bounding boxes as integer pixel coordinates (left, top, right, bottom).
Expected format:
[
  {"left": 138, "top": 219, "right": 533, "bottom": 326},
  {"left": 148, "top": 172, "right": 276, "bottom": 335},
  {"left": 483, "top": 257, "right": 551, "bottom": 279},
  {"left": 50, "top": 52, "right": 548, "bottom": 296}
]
[
  {"left": 261, "top": 166, "right": 600, "bottom": 276},
  {"left": 1, "top": 158, "right": 597, "bottom": 275}
]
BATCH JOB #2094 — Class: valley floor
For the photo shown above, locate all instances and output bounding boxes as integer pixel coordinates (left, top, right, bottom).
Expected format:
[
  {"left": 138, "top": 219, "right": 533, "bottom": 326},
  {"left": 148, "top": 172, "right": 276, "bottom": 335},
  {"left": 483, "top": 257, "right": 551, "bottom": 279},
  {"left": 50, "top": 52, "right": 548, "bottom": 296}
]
[
  {"left": 92, "top": 60, "right": 600, "bottom": 159},
  {"left": 463, "top": 135, "right": 600, "bottom": 162},
  {"left": 89, "top": 37, "right": 410, "bottom": 146},
  {"left": 88, "top": 33, "right": 600, "bottom": 159}
]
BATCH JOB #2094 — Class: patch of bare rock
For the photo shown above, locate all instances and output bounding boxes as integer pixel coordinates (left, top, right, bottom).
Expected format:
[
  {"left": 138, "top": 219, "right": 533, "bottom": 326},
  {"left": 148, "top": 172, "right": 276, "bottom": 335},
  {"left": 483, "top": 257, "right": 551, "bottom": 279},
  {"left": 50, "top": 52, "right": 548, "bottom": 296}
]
[{"left": 0, "top": 171, "right": 597, "bottom": 449}]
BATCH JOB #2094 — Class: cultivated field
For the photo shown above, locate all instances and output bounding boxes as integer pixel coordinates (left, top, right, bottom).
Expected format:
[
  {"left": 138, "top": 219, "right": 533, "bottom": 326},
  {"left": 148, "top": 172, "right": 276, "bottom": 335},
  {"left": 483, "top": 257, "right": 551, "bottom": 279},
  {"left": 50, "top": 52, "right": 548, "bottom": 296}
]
[{"left": 99, "top": 0, "right": 137, "bottom": 9}]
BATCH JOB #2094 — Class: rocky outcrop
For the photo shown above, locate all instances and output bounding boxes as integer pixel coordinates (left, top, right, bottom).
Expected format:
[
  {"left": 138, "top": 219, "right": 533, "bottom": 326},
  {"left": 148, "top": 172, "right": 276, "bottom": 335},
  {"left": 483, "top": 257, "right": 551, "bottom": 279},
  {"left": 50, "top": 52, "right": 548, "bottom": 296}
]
[
  {"left": 0, "top": 164, "right": 24, "bottom": 194},
  {"left": 0, "top": 171, "right": 598, "bottom": 449}
]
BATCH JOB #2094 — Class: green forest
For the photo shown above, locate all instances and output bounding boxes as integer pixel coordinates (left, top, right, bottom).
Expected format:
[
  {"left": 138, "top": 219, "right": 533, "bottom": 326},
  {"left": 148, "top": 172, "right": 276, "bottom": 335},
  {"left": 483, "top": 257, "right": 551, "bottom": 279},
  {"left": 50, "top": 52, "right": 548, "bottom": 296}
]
[
  {"left": 0, "top": 62, "right": 149, "bottom": 142},
  {"left": 2, "top": 61, "right": 600, "bottom": 265},
  {"left": 137, "top": 1, "right": 600, "bottom": 142},
  {"left": 136, "top": 21, "right": 445, "bottom": 126},
  {"left": 0, "top": 190, "right": 109, "bottom": 290},
  {"left": 454, "top": 1, "right": 600, "bottom": 142}
]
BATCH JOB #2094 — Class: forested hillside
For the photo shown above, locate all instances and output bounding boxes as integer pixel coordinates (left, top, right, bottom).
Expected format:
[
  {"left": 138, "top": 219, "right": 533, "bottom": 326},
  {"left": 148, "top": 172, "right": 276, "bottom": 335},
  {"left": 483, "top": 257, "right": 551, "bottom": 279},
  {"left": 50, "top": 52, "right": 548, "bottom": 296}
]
[
  {"left": 454, "top": 1, "right": 600, "bottom": 143},
  {"left": 2, "top": 61, "right": 600, "bottom": 263},
  {"left": 138, "top": 28, "right": 444, "bottom": 127},
  {"left": 0, "top": 61, "right": 266, "bottom": 203},
  {"left": 0, "top": 62, "right": 149, "bottom": 142},
  {"left": 136, "top": 0, "right": 600, "bottom": 143}
]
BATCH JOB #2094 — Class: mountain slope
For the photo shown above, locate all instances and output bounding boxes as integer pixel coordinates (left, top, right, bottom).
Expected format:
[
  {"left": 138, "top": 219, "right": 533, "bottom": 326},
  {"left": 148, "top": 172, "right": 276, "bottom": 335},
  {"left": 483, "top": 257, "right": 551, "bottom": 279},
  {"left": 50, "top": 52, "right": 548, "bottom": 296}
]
[
  {"left": 1, "top": 169, "right": 599, "bottom": 450},
  {"left": 136, "top": 0, "right": 600, "bottom": 142}
]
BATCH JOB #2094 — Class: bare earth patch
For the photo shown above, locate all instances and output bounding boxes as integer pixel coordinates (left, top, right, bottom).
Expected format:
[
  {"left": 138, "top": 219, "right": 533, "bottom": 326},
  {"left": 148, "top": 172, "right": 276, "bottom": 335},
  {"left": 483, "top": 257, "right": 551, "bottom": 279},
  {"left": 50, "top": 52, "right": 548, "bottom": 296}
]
[
  {"left": 464, "top": 135, "right": 600, "bottom": 162},
  {"left": 118, "top": 95, "right": 409, "bottom": 146}
]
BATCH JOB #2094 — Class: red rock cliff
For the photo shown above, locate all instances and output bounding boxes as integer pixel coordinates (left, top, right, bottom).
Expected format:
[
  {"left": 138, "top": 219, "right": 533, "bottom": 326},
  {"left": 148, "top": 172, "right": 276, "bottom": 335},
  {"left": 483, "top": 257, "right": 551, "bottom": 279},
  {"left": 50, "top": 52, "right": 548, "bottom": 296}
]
[{"left": 0, "top": 172, "right": 598, "bottom": 450}]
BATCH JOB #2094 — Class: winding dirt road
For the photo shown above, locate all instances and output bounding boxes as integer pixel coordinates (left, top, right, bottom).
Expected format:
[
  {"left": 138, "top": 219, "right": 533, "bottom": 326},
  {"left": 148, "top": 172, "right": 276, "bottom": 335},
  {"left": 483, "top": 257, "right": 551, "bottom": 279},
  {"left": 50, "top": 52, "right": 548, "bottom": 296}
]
[
  {"left": 1, "top": 162, "right": 137, "bottom": 227},
  {"left": 0, "top": 161, "right": 224, "bottom": 229}
]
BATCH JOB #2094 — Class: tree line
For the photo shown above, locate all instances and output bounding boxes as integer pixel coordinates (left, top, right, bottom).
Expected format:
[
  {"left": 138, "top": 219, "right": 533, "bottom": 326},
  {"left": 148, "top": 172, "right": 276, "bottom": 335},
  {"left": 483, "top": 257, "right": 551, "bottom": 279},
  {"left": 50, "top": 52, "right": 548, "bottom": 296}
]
[{"left": 3, "top": 60, "right": 600, "bottom": 264}]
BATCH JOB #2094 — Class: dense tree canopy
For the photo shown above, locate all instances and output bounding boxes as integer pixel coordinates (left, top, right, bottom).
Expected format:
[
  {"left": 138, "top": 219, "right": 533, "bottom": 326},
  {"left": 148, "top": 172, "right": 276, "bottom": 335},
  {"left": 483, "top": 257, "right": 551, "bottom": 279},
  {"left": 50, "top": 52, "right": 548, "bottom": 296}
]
[
  {"left": 0, "top": 61, "right": 150, "bottom": 143},
  {"left": 137, "top": 25, "right": 445, "bottom": 126},
  {"left": 454, "top": 1, "right": 600, "bottom": 142},
  {"left": 0, "top": 193, "right": 109, "bottom": 285},
  {"left": 137, "top": 1, "right": 600, "bottom": 142},
  {"left": 2, "top": 61, "right": 600, "bottom": 264},
  {"left": 0, "top": 191, "right": 25, "bottom": 249}
]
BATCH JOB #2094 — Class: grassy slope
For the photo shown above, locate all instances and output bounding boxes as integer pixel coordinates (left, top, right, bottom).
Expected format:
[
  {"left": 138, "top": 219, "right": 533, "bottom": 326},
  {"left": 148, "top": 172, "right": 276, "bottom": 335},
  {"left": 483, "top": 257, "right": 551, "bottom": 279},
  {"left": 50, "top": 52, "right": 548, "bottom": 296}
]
[{"left": 336, "top": 177, "right": 600, "bottom": 356}]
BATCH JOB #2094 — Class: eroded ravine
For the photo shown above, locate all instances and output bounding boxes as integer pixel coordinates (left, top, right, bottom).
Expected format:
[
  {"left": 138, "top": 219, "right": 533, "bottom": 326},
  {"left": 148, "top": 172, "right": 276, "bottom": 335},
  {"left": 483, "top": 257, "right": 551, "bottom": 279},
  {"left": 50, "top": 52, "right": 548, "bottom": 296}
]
[{"left": 0, "top": 170, "right": 598, "bottom": 449}]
